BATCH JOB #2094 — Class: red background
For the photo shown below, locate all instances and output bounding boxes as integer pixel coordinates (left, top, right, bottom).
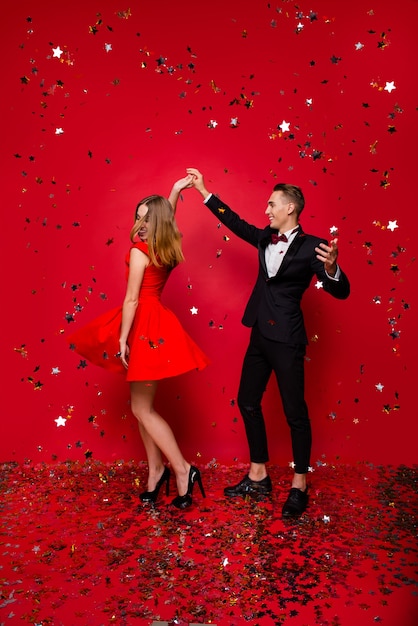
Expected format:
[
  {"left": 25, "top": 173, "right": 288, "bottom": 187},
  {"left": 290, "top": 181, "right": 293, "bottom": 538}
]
[{"left": 2, "top": 0, "right": 416, "bottom": 467}]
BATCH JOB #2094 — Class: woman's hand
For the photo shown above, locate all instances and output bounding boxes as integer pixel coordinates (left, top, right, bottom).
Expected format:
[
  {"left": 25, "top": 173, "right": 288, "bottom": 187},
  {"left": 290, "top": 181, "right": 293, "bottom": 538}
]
[
  {"left": 172, "top": 174, "right": 194, "bottom": 193},
  {"left": 119, "top": 340, "right": 130, "bottom": 369},
  {"left": 168, "top": 174, "right": 194, "bottom": 212}
]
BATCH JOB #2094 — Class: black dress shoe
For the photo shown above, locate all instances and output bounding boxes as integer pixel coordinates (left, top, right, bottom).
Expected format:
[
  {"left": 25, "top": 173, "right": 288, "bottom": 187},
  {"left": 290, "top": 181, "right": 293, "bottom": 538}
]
[
  {"left": 282, "top": 487, "right": 308, "bottom": 517},
  {"left": 224, "top": 474, "right": 272, "bottom": 497}
]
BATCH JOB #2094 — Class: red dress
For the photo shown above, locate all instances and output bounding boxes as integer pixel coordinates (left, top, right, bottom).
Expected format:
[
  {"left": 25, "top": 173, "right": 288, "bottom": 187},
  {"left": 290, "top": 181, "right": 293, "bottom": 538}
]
[{"left": 67, "top": 241, "right": 210, "bottom": 381}]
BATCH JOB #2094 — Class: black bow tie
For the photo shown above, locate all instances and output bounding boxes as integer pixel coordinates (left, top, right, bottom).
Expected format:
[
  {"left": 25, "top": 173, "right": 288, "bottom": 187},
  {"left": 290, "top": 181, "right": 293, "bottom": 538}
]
[
  {"left": 271, "top": 227, "right": 299, "bottom": 245},
  {"left": 271, "top": 233, "right": 288, "bottom": 244}
]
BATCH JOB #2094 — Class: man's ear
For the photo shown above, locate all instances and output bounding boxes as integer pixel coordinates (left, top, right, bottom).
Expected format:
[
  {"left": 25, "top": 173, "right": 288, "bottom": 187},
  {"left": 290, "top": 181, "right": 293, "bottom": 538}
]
[{"left": 288, "top": 202, "right": 296, "bottom": 215}]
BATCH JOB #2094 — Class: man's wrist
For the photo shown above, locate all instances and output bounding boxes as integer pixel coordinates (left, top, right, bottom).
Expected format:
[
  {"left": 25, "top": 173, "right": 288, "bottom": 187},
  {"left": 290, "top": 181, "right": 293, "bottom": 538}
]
[{"left": 326, "top": 265, "right": 340, "bottom": 280}]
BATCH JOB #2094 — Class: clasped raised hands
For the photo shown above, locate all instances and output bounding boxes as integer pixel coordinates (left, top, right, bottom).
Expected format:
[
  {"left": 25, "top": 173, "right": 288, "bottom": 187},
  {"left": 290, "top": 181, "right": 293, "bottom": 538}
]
[
  {"left": 186, "top": 168, "right": 210, "bottom": 198},
  {"left": 172, "top": 173, "right": 194, "bottom": 193}
]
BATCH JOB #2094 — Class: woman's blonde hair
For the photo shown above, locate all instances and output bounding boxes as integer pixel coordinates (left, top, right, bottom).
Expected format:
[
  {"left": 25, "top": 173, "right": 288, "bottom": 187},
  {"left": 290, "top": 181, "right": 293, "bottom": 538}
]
[{"left": 130, "top": 195, "right": 184, "bottom": 268}]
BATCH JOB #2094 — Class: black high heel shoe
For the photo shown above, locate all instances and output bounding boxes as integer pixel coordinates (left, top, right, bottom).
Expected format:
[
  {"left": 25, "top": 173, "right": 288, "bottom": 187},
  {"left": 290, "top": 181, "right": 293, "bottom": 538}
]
[
  {"left": 139, "top": 466, "right": 170, "bottom": 503},
  {"left": 171, "top": 465, "right": 206, "bottom": 509}
]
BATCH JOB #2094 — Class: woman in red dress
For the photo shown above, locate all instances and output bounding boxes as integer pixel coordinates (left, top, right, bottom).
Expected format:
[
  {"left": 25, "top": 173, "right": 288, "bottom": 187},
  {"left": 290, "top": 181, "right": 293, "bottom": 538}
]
[{"left": 68, "top": 176, "right": 209, "bottom": 509}]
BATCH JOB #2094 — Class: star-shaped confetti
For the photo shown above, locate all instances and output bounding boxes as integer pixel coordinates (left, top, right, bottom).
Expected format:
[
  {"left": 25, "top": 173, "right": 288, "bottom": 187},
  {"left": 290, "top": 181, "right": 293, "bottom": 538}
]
[
  {"left": 315, "top": 280, "right": 323, "bottom": 289},
  {"left": 279, "top": 120, "right": 290, "bottom": 132},
  {"left": 55, "top": 416, "right": 67, "bottom": 427},
  {"left": 387, "top": 220, "right": 398, "bottom": 231},
  {"left": 190, "top": 306, "right": 198, "bottom": 315},
  {"left": 52, "top": 46, "right": 63, "bottom": 58},
  {"left": 384, "top": 81, "right": 396, "bottom": 93},
  {"left": 375, "top": 383, "right": 384, "bottom": 392}
]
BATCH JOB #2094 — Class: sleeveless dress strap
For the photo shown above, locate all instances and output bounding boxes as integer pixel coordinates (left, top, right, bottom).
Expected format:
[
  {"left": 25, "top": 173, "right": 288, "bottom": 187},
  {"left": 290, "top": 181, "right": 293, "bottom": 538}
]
[{"left": 131, "top": 241, "right": 149, "bottom": 255}]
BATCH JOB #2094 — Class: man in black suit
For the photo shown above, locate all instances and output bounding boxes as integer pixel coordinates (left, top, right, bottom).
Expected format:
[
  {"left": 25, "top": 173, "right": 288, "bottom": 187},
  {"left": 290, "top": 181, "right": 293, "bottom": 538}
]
[{"left": 187, "top": 168, "right": 350, "bottom": 517}]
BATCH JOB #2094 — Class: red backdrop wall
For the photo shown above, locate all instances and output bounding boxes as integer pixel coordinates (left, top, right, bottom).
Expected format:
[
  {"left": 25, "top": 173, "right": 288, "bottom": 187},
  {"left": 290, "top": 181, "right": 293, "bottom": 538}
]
[{"left": 2, "top": 0, "right": 416, "bottom": 467}]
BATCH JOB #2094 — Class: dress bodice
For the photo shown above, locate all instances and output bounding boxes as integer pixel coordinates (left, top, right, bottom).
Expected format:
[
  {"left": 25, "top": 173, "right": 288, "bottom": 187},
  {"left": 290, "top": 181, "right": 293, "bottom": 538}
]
[{"left": 125, "top": 242, "right": 170, "bottom": 302}]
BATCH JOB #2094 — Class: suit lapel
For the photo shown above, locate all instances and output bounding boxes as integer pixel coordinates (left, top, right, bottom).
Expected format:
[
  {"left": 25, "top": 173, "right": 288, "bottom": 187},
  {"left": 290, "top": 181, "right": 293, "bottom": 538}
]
[
  {"left": 259, "top": 227, "right": 272, "bottom": 275},
  {"left": 276, "top": 230, "right": 306, "bottom": 277}
]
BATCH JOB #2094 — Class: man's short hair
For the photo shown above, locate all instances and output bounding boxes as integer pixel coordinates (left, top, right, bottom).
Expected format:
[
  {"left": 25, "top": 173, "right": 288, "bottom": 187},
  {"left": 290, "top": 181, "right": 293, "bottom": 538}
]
[{"left": 273, "top": 183, "right": 305, "bottom": 216}]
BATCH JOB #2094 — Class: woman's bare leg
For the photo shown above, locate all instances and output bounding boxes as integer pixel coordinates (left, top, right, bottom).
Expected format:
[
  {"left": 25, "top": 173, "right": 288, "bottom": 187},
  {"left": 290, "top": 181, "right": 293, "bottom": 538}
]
[
  {"left": 130, "top": 381, "right": 190, "bottom": 496},
  {"left": 136, "top": 420, "right": 165, "bottom": 491}
]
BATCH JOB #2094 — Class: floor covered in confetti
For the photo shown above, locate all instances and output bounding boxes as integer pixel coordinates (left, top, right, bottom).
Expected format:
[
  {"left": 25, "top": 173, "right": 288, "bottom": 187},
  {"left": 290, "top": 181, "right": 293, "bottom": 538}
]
[{"left": 1, "top": 462, "right": 416, "bottom": 626}]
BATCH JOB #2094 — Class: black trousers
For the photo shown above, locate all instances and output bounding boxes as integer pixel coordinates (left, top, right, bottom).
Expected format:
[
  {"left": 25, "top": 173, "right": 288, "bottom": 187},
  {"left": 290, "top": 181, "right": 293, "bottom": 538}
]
[{"left": 237, "top": 325, "right": 312, "bottom": 474}]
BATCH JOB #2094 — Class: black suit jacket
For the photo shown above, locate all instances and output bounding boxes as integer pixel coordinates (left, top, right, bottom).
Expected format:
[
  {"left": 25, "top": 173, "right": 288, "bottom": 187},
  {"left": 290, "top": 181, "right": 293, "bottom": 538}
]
[{"left": 206, "top": 194, "right": 350, "bottom": 344}]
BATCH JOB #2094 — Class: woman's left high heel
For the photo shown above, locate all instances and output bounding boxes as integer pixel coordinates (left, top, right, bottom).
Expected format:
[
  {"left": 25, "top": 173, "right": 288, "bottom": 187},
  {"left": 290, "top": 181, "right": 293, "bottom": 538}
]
[
  {"left": 139, "top": 466, "right": 170, "bottom": 503},
  {"left": 172, "top": 465, "right": 206, "bottom": 509}
]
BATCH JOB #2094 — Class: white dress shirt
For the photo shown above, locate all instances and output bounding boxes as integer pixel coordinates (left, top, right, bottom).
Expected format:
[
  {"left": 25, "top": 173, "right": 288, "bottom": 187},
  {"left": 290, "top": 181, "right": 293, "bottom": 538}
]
[{"left": 265, "top": 228, "right": 299, "bottom": 277}]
